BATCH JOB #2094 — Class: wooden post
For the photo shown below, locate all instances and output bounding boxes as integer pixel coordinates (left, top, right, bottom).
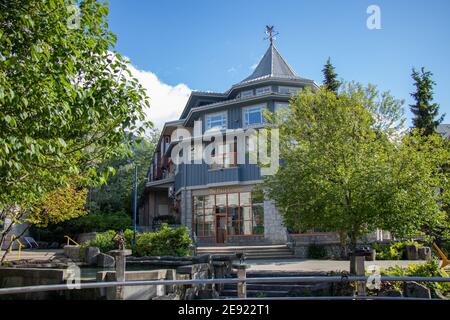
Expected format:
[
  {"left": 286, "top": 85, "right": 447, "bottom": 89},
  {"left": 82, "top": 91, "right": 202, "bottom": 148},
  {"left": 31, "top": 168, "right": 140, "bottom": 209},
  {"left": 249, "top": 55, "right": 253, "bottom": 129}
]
[
  {"left": 235, "top": 264, "right": 247, "bottom": 299},
  {"left": 354, "top": 255, "right": 366, "bottom": 297},
  {"left": 109, "top": 249, "right": 132, "bottom": 300}
]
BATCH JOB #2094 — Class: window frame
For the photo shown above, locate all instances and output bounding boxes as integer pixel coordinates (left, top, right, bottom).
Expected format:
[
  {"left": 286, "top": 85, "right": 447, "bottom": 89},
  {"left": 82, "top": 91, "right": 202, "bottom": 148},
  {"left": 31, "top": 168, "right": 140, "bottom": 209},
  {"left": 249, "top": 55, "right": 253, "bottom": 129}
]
[
  {"left": 255, "top": 86, "right": 271, "bottom": 96},
  {"left": 205, "top": 111, "right": 228, "bottom": 131},
  {"left": 278, "top": 86, "right": 300, "bottom": 95},
  {"left": 240, "top": 90, "right": 254, "bottom": 99},
  {"left": 242, "top": 104, "right": 266, "bottom": 128}
]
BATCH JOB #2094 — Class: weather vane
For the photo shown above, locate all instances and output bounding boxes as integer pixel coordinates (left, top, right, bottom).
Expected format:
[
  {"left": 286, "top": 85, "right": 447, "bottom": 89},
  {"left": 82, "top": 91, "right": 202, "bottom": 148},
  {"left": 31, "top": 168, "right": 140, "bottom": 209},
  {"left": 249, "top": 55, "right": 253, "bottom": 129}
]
[{"left": 264, "top": 25, "right": 279, "bottom": 45}]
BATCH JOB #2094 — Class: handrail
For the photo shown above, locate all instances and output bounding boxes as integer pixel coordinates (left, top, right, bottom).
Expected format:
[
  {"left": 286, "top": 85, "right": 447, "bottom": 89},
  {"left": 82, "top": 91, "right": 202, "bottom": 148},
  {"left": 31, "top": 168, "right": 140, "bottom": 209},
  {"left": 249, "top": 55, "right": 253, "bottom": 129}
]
[
  {"left": 433, "top": 242, "right": 450, "bottom": 268},
  {"left": 8, "top": 234, "right": 24, "bottom": 259},
  {"left": 0, "top": 275, "right": 449, "bottom": 296},
  {"left": 64, "top": 235, "right": 80, "bottom": 247}
]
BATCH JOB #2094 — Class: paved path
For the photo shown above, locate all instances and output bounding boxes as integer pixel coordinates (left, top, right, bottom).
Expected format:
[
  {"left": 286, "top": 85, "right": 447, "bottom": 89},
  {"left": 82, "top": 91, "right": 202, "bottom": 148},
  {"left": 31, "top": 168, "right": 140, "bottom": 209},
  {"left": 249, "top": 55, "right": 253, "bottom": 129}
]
[
  {"left": 0, "top": 249, "right": 64, "bottom": 262},
  {"left": 246, "top": 259, "right": 427, "bottom": 272}
]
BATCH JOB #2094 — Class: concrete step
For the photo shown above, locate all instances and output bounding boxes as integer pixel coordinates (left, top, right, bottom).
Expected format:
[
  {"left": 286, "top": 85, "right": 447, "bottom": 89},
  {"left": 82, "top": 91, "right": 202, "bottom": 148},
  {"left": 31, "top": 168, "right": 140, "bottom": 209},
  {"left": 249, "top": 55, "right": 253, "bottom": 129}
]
[{"left": 197, "top": 244, "right": 295, "bottom": 260}]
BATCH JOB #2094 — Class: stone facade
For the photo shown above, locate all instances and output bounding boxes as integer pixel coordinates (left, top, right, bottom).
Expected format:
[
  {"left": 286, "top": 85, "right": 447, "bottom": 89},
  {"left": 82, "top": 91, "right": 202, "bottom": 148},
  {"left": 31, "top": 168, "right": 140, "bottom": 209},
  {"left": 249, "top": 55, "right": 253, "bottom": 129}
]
[
  {"left": 180, "top": 189, "right": 192, "bottom": 235},
  {"left": 263, "top": 200, "right": 287, "bottom": 244}
]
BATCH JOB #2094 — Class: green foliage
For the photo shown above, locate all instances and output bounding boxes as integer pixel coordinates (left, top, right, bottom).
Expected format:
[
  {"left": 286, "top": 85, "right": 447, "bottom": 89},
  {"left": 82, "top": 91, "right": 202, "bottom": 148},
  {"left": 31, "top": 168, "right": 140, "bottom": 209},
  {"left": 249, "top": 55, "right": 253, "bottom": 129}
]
[
  {"left": 70, "top": 212, "right": 131, "bottom": 233},
  {"left": 410, "top": 67, "right": 444, "bottom": 136},
  {"left": 27, "top": 183, "right": 88, "bottom": 227},
  {"left": 322, "top": 57, "right": 340, "bottom": 93},
  {"left": 82, "top": 225, "right": 192, "bottom": 257},
  {"left": 307, "top": 243, "right": 328, "bottom": 259},
  {"left": 265, "top": 84, "right": 450, "bottom": 249},
  {"left": 135, "top": 225, "right": 192, "bottom": 257},
  {"left": 381, "top": 260, "right": 450, "bottom": 295},
  {"left": 30, "top": 211, "right": 131, "bottom": 243},
  {"left": 87, "top": 135, "right": 157, "bottom": 215},
  {"left": 373, "top": 241, "right": 421, "bottom": 260},
  {"left": 83, "top": 230, "right": 117, "bottom": 253},
  {"left": 0, "top": 0, "right": 151, "bottom": 230}
]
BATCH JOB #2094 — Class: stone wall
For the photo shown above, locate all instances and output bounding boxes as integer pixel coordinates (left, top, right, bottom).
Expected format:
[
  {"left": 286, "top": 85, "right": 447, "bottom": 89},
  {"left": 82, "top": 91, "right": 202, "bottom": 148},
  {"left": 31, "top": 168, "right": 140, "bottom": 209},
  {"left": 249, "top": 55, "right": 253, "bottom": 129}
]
[
  {"left": 263, "top": 200, "right": 287, "bottom": 244},
  {"left": 290, "top": 233, "right": 341, "bottom": 259},
  {"left": 97, "top": 269, "right": 176, "bottom": 300},
  {"left": 0, "top": 267, "right": 67, "bottom": 300}
]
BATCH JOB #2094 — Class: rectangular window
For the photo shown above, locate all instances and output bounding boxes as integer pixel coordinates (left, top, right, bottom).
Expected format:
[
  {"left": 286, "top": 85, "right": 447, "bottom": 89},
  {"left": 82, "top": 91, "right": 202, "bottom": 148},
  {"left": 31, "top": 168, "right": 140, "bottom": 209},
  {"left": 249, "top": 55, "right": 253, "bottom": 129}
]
[
  {"left": 193, "top": 191, "right": 264, "bottom": 239},
  {"left": 274, "top": 102, "right": 290, "bottom": 113},
  {"left": 209, "top": 142, "right": 237, "bottom": 170},
  {"left": 240, "top": 90, "right": 253, "bottom": 98},
  {"left": 243, "top": 105, "right": 265, "bottom": 127},
  {"left": 279, "top": 86, "right": 300, "bottom": 95},
  {"left": 255, "top": 86, "right": 271, "bottom": 96},
  {"left": 205, "top": 112, "right": 227, "bottom": 131}
]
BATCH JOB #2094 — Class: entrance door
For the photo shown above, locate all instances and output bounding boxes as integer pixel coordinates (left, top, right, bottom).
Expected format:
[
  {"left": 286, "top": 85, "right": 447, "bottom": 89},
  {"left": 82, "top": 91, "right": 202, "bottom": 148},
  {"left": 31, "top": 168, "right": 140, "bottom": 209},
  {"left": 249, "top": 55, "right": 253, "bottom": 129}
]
[{"left": 216, "top": 215, "right": 226, "bottom": 243}]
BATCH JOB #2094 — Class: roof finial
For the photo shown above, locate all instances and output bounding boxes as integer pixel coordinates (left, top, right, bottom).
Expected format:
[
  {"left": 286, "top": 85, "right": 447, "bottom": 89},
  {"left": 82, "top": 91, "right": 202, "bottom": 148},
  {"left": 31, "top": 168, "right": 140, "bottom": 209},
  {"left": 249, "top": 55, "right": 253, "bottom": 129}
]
[{"left": 265, "top": 25, "right": 278, "bottom": 46}]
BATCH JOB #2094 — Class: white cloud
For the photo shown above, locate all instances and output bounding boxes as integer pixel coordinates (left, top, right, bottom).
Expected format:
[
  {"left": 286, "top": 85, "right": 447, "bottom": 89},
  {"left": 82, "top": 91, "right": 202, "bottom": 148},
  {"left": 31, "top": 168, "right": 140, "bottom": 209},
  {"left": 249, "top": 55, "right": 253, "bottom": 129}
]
[{"left": 126, "top": 64, "right": 191, "bottom": 130}]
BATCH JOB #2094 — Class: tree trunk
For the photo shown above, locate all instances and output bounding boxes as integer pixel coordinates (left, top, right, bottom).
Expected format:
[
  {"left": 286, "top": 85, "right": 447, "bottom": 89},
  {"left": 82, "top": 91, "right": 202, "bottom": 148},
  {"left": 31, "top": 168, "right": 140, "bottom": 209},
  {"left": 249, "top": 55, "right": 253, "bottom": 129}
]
[
  {"left": 338, "top": 230, "right": 348, "bottom": 259},
  {"left": 1, "top": 224, "right": 31, "bottom": 264},
  {"left": 349, "top": 232, "right": 358, "bottom": 274}
]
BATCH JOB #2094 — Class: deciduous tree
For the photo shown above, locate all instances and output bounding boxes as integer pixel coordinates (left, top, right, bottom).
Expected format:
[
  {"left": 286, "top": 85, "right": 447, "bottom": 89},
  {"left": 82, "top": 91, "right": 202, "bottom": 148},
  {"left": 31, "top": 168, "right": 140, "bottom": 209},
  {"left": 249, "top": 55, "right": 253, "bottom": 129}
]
[
  {"left": 0, "top": 0, "right": 151, "bottom": 252},
  {"left": 265, "top": 84, "right": 450, "bottom": 257}
]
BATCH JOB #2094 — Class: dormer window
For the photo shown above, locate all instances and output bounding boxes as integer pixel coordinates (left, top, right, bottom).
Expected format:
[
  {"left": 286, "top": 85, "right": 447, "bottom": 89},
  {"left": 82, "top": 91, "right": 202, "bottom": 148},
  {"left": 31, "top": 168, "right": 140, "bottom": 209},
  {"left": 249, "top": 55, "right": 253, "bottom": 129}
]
[
  {"left": 205, "top": 111, "right": 227, "bottom": 131},
  {"left": 255, "top": 86, "right": 271, "bottom": 96}
]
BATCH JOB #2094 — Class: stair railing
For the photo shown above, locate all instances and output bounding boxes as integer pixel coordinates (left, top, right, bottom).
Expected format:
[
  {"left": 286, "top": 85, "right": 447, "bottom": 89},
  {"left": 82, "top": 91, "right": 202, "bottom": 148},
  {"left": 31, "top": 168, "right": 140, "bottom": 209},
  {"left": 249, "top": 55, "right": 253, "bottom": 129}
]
[
  {"left": 64, "top": 235, "right": 80, "bottom": 247},
  {"left": 8, "top": 234, "right": 24, "bottom": 259}
]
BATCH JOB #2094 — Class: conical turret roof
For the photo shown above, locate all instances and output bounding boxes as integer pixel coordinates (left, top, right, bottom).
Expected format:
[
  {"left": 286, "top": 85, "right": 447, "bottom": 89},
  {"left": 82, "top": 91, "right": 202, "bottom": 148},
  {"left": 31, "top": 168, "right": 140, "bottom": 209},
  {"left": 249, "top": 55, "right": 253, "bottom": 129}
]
[{"left": 241, "top": 44, "right": 299, "bottom": 83}]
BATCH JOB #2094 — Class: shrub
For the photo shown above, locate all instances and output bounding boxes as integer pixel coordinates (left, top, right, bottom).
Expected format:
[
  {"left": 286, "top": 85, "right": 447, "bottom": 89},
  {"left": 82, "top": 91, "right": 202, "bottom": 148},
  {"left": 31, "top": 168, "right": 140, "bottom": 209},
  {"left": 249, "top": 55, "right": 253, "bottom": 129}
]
[
  {"left": 373, "top": 240, "right": 421, "bottom": 260},
  {"left": 82, "top": 230, "right": 118, "bottom": 253},
  {"left": 381, "top": 260, "right": 450, "bottom": 296},
  {"left": 30, "top": 211, "right": 132, "bottom": 243},
  {"left": 82, "top": 224, "right": 192, "bottom": 257},
  {"left": 135, "top": 224, "right": 192, "bottom": 257},
  {"left": 307, "top": 243, "right": 327, "bottom": 259}
]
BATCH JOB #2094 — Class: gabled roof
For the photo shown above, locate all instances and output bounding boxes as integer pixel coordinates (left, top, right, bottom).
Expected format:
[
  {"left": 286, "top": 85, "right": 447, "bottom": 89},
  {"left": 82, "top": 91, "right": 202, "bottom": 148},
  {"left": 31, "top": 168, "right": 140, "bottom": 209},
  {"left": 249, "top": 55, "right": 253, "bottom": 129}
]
[{"left": 240, "top": 44, "right": 300, "bottom": 84}]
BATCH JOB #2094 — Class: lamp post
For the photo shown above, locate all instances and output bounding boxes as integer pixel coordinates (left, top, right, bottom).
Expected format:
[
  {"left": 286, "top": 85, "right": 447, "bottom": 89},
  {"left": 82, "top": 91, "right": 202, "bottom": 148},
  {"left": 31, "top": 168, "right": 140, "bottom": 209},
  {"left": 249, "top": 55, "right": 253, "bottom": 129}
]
[
  {"left": 133, "top": 163, "right": 137, "bottom": 244},
  {"left": 132, "top": 137, "right": 138, "bottom": 245}
]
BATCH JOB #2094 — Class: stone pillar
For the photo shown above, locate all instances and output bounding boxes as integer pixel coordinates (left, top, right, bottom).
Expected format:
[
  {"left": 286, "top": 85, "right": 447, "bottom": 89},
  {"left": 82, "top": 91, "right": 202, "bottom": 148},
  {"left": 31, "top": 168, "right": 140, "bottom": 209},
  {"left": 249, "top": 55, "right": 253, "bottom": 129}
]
[
  {"left": 234, "top": 264, "right": 247, "bottom": 299},
  {"left": 180, "top": 189, "right": 193, "bottom": 234},
  {"left": 263, "top": 200, "right": 287, "bottom": 244},
  {"left": 354, "top": 255, "right": 366, "bottom": 297},
  {"left": 109, "top": 249, "right": 132, "bottom": 300}
]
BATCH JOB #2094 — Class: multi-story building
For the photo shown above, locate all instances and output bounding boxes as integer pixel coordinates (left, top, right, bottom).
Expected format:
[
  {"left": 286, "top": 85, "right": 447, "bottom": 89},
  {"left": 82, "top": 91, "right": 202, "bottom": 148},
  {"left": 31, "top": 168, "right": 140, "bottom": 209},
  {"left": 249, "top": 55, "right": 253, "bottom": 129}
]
[{"left": 140, "top": 40, "right": 318, "bottom": 245}]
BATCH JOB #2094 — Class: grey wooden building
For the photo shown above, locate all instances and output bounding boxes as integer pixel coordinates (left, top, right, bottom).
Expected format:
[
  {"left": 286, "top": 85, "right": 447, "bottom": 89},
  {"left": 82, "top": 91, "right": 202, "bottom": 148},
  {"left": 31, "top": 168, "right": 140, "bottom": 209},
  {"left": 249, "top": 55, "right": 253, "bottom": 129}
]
[{"left": 140, "top": 40, "right": 318, "bottom": 245}]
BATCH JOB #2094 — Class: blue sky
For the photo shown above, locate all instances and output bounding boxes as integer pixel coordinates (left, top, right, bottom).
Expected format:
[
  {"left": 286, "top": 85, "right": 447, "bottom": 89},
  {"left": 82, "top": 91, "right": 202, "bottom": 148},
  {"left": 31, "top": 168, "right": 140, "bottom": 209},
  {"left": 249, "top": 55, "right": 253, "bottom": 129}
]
[{"left": 106, "top": 0, "right": 450, "bottom": 127}]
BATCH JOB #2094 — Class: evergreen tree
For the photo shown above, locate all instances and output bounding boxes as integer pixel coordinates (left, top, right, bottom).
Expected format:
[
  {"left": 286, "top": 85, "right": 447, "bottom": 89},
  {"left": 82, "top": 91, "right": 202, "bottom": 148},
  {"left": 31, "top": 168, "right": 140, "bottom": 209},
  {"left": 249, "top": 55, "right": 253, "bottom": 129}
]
[
  {"left": 322, "top": 57, "right": 340, "bottom": 93},
  {"left": 410, "top": 67, "right": 444, "bottom": 135}
]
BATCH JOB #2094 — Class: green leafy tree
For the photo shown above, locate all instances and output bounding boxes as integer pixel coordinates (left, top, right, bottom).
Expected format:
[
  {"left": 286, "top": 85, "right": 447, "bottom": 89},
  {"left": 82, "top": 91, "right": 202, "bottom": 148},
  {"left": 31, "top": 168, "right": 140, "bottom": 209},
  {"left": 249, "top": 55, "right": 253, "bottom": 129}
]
[
  {"left": 322, "top": 57, "right": 340, "bottom": 94},
  {"left": 265, "top": 84, "right": 450, "bottom": 258},
  {"left": 410, "top": 67, "right": 444, "bottom": 135},
  {"left": 0, "top": 0, "right": 151, "bottom": 252},
  {"left": 87, "top": 134, "right": 157, "bottom": 215}
]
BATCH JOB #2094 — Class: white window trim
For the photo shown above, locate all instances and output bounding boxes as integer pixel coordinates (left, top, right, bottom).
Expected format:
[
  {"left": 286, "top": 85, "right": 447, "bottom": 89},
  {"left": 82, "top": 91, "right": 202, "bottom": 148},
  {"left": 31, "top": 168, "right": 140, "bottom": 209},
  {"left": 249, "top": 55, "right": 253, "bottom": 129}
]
[
  {"left": 205, "top": 111, "right": 228, "bottom": 131},
  {"left": 242, "top": 104, "right": 267, "bottom": 128}
]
